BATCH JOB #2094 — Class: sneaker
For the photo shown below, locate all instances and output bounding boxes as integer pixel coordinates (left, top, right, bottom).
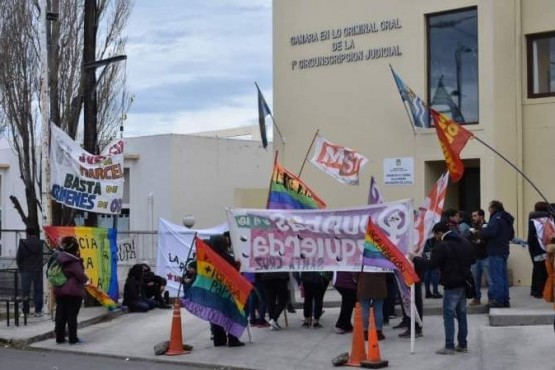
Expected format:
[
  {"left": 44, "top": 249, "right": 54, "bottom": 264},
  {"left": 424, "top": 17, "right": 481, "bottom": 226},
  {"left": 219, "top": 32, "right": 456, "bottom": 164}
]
[
  {"left": 392, "top": 320, "right": 409, "bottom": 329},
  {"left": 287, "top": 307, "right": 297, "bottom": 314},
  {"left": 69, "top": 339, "right": 84, "bottom": 345},
  {"left": 435, "top": 347, "right": 455, "bottom": 355},
  {"left": 425, "top": 292, "right": 433, "bottom": 298},
  {"left": 313, "top": 321, "right": 323, "bottom": 328},
  {"left": 302, "top": 321, "right": 310, "bottom": 328},
  {"left": 455, "top": 345, "right": 468, "bottom": 353},
  {"left": 432, "top": 293, "right": 443, "bottom": 299},
  {"left": 469, "top": 298, "right": 481, "bottom": 306},
  {"left": 269, "top": 319, "right": 281, "bottom": 331},
  {"left": 34, "top": 312, "right": 43, "bottom": 317},
  {"left": 335, "top": 327, "right": 347, "bottom": 334},
  {"left": 228, "top": 340, "right": 245, "bottom": 347},
  {"left": 376, "top": 330, "right": 385, "bottom": 341}
]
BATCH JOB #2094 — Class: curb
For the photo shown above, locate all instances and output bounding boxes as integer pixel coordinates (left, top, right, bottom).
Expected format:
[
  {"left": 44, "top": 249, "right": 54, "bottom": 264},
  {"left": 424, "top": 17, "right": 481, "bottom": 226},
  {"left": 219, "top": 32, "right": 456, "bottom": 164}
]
[{"left": 0, "top": 309, "right": 124, "bottom": 348}]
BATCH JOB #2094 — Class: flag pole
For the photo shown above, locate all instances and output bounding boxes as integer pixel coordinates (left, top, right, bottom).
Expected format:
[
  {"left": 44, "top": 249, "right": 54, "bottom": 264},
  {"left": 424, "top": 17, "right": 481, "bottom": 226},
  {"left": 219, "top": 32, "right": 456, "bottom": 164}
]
[
  {"left": 298, "top": 129, "right": 319, "bottom": 178},
  {"left": 471, "top": 135, "right": 552, "bottom": 207},
  {"left": 269, "top": 114, "right": 286, "bottom": 147},
  {"left": 177, "top": 233, "right": 198, "bottom": 299},
  {"left": 266, "top": 151, "right": 279, "bottom": 209},
  {"left": 389, "top": 64, "right": 417, "bottom": 135}
]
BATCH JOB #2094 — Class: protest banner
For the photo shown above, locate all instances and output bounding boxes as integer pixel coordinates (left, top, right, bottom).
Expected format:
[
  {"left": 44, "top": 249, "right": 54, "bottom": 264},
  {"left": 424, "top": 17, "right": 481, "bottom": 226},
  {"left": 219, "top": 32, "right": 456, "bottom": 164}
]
[
  {"left": 157, "top": 218, "right": 229, "bottom": 296},
  {"left": 227, "top": 199, "right": 413, "bottom": 272},
  {"left": 50, "top": 124, "right": 125, "bottom": 214},
  {"left": 43, "top": 226, "right": 119, "bottom": 301}
]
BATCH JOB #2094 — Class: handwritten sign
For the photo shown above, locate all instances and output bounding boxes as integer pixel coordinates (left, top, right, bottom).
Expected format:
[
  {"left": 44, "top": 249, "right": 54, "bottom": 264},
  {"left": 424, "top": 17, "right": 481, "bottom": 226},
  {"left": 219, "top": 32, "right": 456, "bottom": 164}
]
[{"left": 50, "top": 125, "right": 124, "bottom": 214}]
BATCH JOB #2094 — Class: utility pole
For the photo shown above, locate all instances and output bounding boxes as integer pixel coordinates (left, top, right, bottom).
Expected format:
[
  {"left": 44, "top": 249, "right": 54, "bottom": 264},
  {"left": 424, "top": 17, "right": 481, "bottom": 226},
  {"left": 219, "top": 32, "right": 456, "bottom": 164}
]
[{"left": 83, "top": 0, "right": 98, "bottom": 227}]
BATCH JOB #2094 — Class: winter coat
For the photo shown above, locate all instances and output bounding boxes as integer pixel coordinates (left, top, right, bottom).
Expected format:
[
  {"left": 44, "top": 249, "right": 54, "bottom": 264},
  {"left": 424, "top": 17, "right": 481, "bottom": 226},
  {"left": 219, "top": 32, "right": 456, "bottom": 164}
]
[
  {"left": 123, "top": 264, "right": 146, "bottom": 306},
  {"left": 482, "top": 210, "right": 515, "bottom": 257},
  {"left": 468, "top": 221, "right": 488, "bottom": 260},
  {"left": 415, "top": 231, "right": 475, "bottom": 289},
  {"left": 528, "top": 211, "right": 550, "bottom": 260},
  {"left": 53, "top": 251, "right": 88, "bottom": 298},
  {"left": 356, "top": 272, "right": 387, "bottom": 300},
  {"left": 334, "top": 271, "right": 358, "bottom": 290},
  {"left": 16, "top": 236, "right": 44, "bottom": 271}
]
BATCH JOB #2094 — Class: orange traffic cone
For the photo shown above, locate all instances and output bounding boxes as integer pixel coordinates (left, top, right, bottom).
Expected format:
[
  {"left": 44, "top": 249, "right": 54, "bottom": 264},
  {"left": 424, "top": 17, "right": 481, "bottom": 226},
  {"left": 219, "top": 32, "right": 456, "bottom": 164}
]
[
  {"left": 166, "top": 299, "right": 190, "bottom": 356},
  {"left": 361, "top": 307, "right": 388, "bottom": 369},
  {"left": 346, "top": 303, "right": 367, "bottom": 367}
]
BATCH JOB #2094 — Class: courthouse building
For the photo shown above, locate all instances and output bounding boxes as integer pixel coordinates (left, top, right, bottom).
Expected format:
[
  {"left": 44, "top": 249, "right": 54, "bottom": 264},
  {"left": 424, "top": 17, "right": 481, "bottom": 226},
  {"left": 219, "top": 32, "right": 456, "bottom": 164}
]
[
  {"left": 272, "top": 0, "right": 555, "bottom": 284},
  {"left": 273, "top": 0, "right": 555, "bottom": 231}
]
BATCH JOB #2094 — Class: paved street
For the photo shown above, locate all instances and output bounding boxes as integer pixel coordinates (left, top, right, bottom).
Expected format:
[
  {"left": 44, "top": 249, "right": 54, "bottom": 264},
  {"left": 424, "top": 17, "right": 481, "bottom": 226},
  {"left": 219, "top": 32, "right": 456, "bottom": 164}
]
[{"left": 1, "top": 286, "right": 553, "bottom": 370}]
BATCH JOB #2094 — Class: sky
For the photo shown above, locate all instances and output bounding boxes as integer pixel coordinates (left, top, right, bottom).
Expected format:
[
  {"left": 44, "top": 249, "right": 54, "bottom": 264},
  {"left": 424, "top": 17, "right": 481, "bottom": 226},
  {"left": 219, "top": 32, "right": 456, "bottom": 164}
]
[{"left": 123, "top": 0, "right": 272, "bottom": 138}]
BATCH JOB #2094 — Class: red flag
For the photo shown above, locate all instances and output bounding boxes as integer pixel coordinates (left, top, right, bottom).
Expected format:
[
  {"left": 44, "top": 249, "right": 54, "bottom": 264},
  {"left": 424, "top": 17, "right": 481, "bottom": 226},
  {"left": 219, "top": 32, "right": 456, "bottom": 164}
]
[{"left": 431, "top": 109, "right": 473, "bottom": 182}]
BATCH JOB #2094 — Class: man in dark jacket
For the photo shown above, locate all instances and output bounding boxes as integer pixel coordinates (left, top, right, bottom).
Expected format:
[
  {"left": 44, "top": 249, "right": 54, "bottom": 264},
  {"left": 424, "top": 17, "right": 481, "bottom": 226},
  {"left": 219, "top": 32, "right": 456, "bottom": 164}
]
[
  {"left": 413, "top": 221, "right": 475, "bottom": 355},
  {"left": 16, "top": 227, "right": 45, "bottom": 317},
  {"left": 468, "top": 209, "right": 489, "bottom": 305},
  {"left": 481, "top": 200, "right": 515, "bottom": 308}
]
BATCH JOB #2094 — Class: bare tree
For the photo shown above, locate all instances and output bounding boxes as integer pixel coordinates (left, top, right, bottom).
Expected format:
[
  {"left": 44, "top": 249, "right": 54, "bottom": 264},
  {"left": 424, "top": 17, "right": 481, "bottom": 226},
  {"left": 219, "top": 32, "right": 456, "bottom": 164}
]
[
  {"left": 0, "top": 1, "right": 42, "bottom": 231},
  {"left": 0, "top": 0, "right": 134, "bottom": 228}
]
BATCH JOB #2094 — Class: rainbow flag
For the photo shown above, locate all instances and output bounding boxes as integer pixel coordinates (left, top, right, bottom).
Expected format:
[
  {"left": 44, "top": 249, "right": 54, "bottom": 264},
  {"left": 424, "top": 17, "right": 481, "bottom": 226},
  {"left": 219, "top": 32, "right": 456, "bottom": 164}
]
[
  {"left": 362, "top": 219, "right": 419, "bottom": 286},
  {"left": 85, "top": 284, "right": 118, "bottom": 310},
  {"left": 43, "top": 226, "right": 119, "bottom": 302},
  {"left": 267, "top": 160, "right": 326, "bottom": 209},
  {"left": 181, "top": 238, "right": 253, "bottom": 338}
]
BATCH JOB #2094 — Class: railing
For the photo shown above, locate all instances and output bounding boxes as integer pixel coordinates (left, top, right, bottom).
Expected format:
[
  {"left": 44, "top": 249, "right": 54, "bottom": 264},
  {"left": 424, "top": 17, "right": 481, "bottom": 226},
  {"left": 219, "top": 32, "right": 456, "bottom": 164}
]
[{"left": 0, "top": 268, "right": 30, "bottom": 326}]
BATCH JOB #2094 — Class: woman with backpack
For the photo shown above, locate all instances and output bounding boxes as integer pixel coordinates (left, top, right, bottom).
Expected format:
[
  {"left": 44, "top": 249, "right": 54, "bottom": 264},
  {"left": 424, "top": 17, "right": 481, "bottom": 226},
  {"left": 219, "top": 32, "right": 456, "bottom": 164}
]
[{"left": 53, "top": 236, "right": 88, "bottom": 344}]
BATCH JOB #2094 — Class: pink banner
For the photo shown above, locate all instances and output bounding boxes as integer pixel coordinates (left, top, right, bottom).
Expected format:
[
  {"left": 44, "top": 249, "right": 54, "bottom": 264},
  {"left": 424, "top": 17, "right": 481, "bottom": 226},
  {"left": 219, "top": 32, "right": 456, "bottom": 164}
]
[{"left": 227, "top": 200, "right": 413, "bottom": 272}]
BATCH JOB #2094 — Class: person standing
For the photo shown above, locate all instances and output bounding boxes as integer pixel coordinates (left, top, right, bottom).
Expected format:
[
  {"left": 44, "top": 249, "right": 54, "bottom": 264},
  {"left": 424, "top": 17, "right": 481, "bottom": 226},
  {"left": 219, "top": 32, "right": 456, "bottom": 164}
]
[
  {"left": 357, "top": 272, "right": 387, "bottom": 341},
  {"left": 296, "top": 271, "right": 331, "bottom": 328},
  {"left": 54, "top": 236, "right": 88, "bottom": 344},
  {"left": 481, "top": 200, "right": 515, "bottom": 308},
  {"left": 468, "top": 209, "right": 489, "bottom": 305},
  {"left": 208, "top": 235, "right": 245, "bottom": 347},
  {"left": 527, "top": 201, "right": 550, "bottom": 298},
  {"left": 16, "top": 227, "right": 45, "bottom": 317},
  {"left": 413, "top": 221, "right": 475, "bottom": 354},
  {"left": 334, "top": 271, "right": 357, "bottom": 334}
]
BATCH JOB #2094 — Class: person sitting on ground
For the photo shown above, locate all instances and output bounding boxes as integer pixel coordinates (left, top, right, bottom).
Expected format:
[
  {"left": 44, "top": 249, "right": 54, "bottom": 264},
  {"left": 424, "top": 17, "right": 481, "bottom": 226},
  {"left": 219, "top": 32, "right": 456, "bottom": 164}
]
[
  {"left": 142, "top": 263, "right": 171, "bottom": 308},
  {"left": 123, "top": 264, "right": 159, "bottom": 312}
]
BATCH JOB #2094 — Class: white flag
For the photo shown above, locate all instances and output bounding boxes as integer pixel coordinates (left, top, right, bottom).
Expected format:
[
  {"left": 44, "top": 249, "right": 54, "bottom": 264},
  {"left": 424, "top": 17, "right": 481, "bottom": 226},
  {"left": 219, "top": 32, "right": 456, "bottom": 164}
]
[{"left": 309, "top": 135, "right": 368, "bottom": 185}]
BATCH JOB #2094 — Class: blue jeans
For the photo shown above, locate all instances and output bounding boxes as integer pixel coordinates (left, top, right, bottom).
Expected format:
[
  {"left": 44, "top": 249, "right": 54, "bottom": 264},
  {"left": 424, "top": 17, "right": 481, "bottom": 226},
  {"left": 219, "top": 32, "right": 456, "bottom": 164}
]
[
  {"left": 442, "top": 288, "right": 468, "bottom": 349},
  {"left": 471, "top": 258, "right": 490, "bottom": 300},
  {"left": 21, "top": 270, "right": 43, "bottom": 314},
  {"left": 489, "top": 255, "right": 509, "bottom": 305},
  {"left": 360, "top": 299, "right": 384, "bottom": 331},
  {"left": 424, "top": 269, "right": 440, "bottom": 294}
]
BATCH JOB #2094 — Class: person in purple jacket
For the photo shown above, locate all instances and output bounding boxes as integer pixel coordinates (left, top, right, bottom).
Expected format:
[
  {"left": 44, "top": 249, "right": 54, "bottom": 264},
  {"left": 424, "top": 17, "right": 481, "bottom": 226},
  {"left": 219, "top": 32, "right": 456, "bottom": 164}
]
[{"left": 54, "top": 236, "right": 89, "bottom": 345}]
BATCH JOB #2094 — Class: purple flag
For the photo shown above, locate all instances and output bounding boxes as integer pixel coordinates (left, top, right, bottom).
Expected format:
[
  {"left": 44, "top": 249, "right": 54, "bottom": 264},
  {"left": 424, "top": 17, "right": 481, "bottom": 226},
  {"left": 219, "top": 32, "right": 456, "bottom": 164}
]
[{"left": 368, "top": 176, "right": 384, "bottom": 205}]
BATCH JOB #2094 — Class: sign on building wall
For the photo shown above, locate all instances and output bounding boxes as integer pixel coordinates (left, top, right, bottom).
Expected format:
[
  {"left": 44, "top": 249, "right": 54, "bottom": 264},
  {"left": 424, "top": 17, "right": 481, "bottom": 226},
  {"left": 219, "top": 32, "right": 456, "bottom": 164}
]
[
  {"left": 383, "top": 157, "right": 414, "bottom": 185},
  {"left": 50, "top": 125, "right": 125, "bottom": 214}
]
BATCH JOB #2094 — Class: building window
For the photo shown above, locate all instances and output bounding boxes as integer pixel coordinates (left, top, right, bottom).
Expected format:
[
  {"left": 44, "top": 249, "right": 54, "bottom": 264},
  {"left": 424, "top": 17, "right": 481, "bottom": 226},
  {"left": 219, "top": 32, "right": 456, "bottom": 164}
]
[
  {"left": 427, "top": 7, "right": 478, "bottom": 124},
  {"left": 527, "top": 31, "right": 555, "bottom": 98}
]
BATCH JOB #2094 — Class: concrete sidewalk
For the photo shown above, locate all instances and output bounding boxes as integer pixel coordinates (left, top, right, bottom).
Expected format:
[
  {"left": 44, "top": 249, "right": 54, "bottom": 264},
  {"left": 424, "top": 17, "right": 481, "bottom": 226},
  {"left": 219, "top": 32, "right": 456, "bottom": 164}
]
[{"left": 1, "top": 286, "right": 554, "bottom": 370}]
